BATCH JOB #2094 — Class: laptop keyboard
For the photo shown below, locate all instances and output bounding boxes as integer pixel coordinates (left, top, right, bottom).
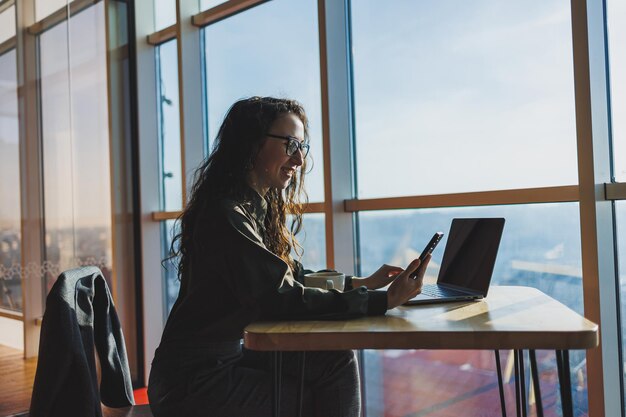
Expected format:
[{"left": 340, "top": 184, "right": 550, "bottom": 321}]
[{"left": 420, "top": 284, "right": 465, "bottom": 298}]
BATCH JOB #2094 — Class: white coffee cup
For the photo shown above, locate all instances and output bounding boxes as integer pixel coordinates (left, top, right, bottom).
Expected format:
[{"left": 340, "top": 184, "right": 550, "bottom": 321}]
[{"left": 304, "top": 272, "right": 346, "bottom": 291}]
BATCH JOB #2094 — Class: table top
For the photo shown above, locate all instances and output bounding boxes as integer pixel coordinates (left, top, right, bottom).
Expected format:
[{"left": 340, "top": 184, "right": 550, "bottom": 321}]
[{"left": 244, "top": 286, "right": 598, "bottom": 351}]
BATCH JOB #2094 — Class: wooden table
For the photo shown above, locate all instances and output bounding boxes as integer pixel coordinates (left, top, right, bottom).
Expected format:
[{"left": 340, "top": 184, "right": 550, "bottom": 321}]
[{"left": 244, "top": 286, "right": 599, "bottom": 417}]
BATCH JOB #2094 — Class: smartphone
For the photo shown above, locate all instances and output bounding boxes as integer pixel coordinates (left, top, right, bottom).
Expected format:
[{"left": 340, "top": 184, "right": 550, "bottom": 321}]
[{"left": 410, "top": 232, "right": 444, "bottom": 278}]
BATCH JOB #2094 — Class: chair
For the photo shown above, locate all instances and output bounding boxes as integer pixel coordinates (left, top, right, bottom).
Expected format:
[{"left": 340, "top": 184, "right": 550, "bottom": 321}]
[{"left": 29, "top": 266, "right": 152, "bottom": 417}]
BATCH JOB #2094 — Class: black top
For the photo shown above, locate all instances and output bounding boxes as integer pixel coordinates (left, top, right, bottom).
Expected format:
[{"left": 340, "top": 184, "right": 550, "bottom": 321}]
[{"left": 158, "top": 187, "right": 388, "bottom": 348}]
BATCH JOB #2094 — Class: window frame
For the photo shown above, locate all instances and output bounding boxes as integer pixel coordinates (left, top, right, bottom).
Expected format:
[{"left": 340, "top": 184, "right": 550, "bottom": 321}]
[{"left": 138, "top": 2, "right": 626, "bottom": 415}]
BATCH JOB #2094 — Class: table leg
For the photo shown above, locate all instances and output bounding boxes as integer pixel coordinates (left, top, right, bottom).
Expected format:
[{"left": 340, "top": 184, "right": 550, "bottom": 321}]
[
  {"left": 494, "top": 350, "right": 507, "bottom": 417},
  {"left": 514, "top": 350, "right": 521, "bottom": 417},
  {"left": 517, "top": 350, "right": 527, "bottom": 417},
  {"left": 556, "top": 350, "right": 573, "bottom": 417},
  {"left": 528, "top": 350, "right": 544, "bottom": 417},
  {"left": 296, "top": 351, "right": 306, "bottom": 417},
  {"left": 272, "top": 351, "right": 282, "bottom": 417}
]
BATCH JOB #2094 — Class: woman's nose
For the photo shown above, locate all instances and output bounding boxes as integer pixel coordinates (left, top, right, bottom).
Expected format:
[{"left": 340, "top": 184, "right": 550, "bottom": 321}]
[{"left": 291, "top": 149, "right": 304, "bottom": 166}]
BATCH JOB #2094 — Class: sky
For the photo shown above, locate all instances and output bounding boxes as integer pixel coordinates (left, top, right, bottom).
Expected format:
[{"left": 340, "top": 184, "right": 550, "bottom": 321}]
[{"left": 351, "top": 0, "right": 580, "bottom": 197}]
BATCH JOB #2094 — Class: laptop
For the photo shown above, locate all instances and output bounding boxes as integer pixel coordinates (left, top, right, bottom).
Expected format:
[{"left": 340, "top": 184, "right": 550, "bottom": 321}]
[{"left": 405, "top": 217, "right": 505, "bottom": 305}]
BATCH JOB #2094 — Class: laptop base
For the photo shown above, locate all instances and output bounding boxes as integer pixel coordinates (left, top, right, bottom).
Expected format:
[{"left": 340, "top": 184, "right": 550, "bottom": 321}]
[{"left": 404, "top": 293, "right": 483, "bottom": 306}]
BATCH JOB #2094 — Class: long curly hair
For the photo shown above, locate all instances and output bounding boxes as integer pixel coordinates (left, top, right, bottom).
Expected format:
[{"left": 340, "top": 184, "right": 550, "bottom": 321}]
[{"left": 169, "top": 97, "right": 309, "bottom": 280}]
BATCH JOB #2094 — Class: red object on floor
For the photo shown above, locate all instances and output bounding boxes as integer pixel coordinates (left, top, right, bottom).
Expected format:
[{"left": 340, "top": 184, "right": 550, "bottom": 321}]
[{"left": 133, "top": 387, "right": 149, "bottom": 405}]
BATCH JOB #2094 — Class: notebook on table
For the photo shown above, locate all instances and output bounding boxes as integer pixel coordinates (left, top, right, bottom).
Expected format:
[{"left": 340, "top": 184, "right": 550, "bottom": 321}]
[{"left": 405, "top": 217, "right": 505, "bottom": 306}]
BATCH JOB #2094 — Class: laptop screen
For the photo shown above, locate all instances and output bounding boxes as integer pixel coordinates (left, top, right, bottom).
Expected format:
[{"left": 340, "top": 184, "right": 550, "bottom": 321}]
[{"left": 437, "top": 218, "right": 505, "bottom": 295}]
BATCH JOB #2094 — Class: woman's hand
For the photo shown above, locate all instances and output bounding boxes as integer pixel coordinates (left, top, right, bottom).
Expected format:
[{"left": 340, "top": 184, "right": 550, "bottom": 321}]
[
  {"left": 352, "top": 264, "right": 404, "bottom": 290},
  {"left": 386, "top": 255, "right": 432, "bottom": 309}
]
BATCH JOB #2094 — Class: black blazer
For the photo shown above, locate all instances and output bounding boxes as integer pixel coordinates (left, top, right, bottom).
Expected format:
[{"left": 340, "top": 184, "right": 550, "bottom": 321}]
[{"left": 30, "top": 266, "right": 134, "bottom": 417}]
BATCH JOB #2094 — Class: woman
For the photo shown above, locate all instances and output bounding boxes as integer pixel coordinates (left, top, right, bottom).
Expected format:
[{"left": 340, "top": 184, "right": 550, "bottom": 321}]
[{"left": 148, "top": 97, "right": 430, "bottom": 417}]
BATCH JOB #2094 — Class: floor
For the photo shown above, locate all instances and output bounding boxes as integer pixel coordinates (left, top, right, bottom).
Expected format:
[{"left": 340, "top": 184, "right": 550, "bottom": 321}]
[
  {"left": 0, "top": 344, "right": 587, "bottom": 417},
  {"left": 0, "top": 345, "right": 149, "bottom": 417},
  {"left": 0, "top": 345, "right": 36, "bottom": 417}
]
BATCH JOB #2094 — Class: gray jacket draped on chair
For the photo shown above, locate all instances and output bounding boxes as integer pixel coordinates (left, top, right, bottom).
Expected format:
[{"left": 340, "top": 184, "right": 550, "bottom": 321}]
[{"left": 30, "top": 266, "right": 134, "bottom": 417}]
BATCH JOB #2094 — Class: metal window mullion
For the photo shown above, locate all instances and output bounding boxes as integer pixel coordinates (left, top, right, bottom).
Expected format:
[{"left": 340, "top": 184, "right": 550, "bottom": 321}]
[
  {"left": 177, "top": 0, "right": 203, "bottom": 202},
  {"left": 155, "top": 45, "right": 167, "bottom": 210},
  {"left": 16, "top": 0, "right": 44, "bottom": 359},
  {"left": 571, "top": 1, "right": 622, "bottom": 416},
  {"left": 104, "top": 0, "right": 141, "bottom": 383},
  {"left": 317, "top": 0, "right": 333, "bottom": 268},
  {"left": 134, "top": 0, "right": 163, "bottom": 386},
  {"left": 319, "top": 0, "right": 355, "bottom": 274}
]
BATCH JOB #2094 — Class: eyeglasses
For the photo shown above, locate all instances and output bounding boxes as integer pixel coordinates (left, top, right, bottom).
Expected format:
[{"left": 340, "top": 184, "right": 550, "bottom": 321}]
[{"left": 267, "top": 133, "right": 310, "bottom": 158}]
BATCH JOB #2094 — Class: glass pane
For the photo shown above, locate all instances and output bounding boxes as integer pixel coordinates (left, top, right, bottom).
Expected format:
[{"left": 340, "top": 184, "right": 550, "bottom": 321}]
[
  {"left": 293, "top": 213, "right": 326, "bottom": 272},
  {"left": 351, "top": 0, "right": 578, "bottom": 198},
  {"left": 161, "top": 219, "right": 180, "bottom": 316},
  {"left": 359, "top": 203, "right": 587, "bottom": 416},
  {"left": 0, "top": 49, "right": 22, "bottom": 312},
  {"left": 617, "top": 202, "right": 626, "bottom": 408},
  {"left": 200, "top": 0, "right": 228, "bottom": 12},
  {"left": 35, "top": 0, "right": 68, "bottom": 22},
  {"left": 202, "top": 0, "right": 325, "bottom": 202},
  {"left": 608, "top": 0, "right": 626, "bottom": 181},
  {"left": 154, "top": 0, "right": 177, "bottom": 31},
  {"left": 39, "top": 4, "right": 113, "bottom": 293},
  {"left": 156, "top": 40, "right": 183, "bottom": 211},
  {"left": 0, "top": 5, "right": 16, "bottom": 44}
]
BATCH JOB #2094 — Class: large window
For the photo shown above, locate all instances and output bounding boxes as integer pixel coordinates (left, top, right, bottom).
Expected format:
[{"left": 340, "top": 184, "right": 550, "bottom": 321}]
[
  {"left": 156, "top": 39, "right": 183, "bottom": 212},
  {"left": 39, "top": 3, "right": 113, "bottom": 293},
  {"left": 0, "top": 48, "right": 21, "bottom": 312},
  {"left": 202, "top": 0, "right": 325, "bottom": 202},
  {"left": 156, "top": 38, "right": 184, "bottom": 314},
  {"left": 351, "top": 0, "right": 577, "bottom": 198},
  {"left": 0, "top": 0, "right": 135, "bottom": 366},
  {"left": 359, "top": 204, "right": 586, "bottom": 414},
  {"left": 351, "top": 0, "right": 587, "bottom": 415},
  {"left": 133, "top": 0, "right": 626, "bottom": 412}
]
